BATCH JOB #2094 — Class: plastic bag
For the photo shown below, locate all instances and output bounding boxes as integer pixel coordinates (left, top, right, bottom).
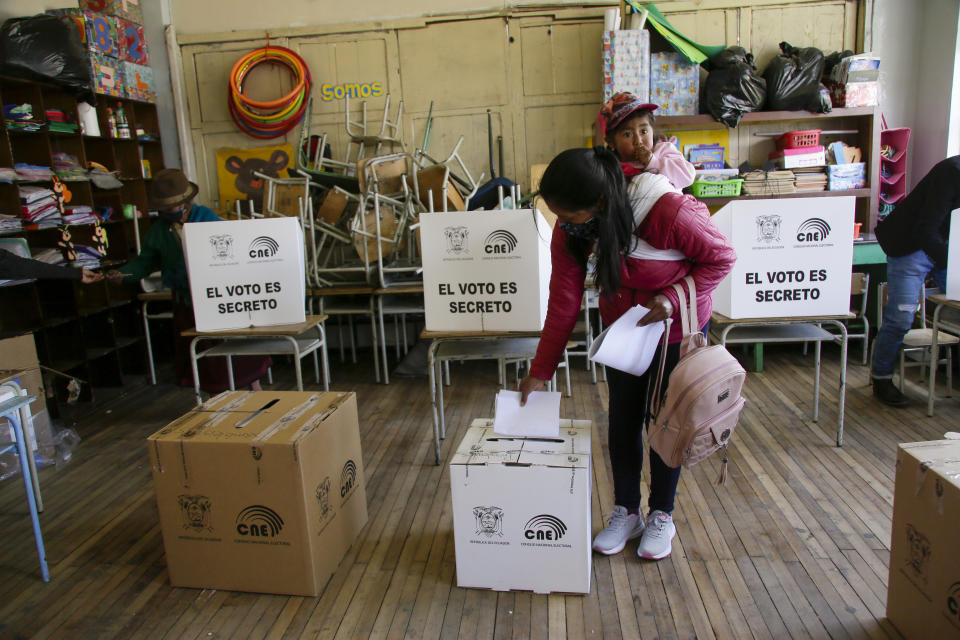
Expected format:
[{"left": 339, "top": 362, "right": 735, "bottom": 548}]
[
  {"left": 701, "top": 47, "right": 767, "bottom": 128},
  {"left": 763, "top": 41, "right": 827, "bottom": 112},
  {"left": 0, "top": 15, "right": 95, "bottom": 105}
]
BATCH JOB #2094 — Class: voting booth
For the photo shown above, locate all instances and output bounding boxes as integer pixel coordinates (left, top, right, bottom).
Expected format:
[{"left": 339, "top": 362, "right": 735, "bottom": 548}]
[
  {"left": 711, "top": 196, "right": 855, "bottom": 318},
  {"left": 182, "top": 217, "right": 306, "bottom": 331},
  {"left": 420, "top": 210, "right": 552, "bottom": 332},
  {"left": 947, "top": 209, "right": 960, "bottom": 300},
  {"left": 449, "top": 419, "right": 592, "bottom": 594}
]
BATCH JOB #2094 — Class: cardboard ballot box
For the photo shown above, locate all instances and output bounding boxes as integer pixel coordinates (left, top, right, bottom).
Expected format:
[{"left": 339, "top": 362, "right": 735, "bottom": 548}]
[
  {"left": 449, "top": 419, "right": 592, "bottom": 594},
  {"left": 147, "top": 391, "right": 367, "bottom": 596},
  {"left": 711, "top": 196, "right": 854, "bottom": 318},
  {"left": 183, "top": 217, "right": 305, "bottom": 332},
  {"left": 420, "top": 209, "right": 552, "bottom": 332},
  {"left": 887, "top": 440, "right": 960, "bottom": 639}
]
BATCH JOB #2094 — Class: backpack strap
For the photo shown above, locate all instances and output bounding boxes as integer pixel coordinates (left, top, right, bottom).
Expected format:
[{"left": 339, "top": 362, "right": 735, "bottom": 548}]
[
  {"left": 648, "top": 319, "right": 672, "bottom": 421},
  {"left": 671, "top": 275, "right": 704, "bottom": 357}
]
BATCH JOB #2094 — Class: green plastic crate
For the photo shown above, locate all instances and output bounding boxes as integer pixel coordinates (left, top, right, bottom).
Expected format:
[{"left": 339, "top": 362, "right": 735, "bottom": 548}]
[{"left": 690, "top": 178, "right": 743, "bottom": 198}]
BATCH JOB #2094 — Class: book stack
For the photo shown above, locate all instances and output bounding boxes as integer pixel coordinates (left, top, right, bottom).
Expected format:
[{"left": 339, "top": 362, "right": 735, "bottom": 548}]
[
  {"left": 63, "top": 205, "right": 98, "bottom": 225},
  {"left": 0, "top": 167, "right": 16, "bottom": 183},
  {"left": 18, "top": 185, "right": 61, "bottom": 225},
  {"left": 53, "top": 153, "right": 87, "bottom": 181},
  {"left": 793, "top": 167, "right": 828, "bottom": 192},
  {"left": 73, "top": 244, "right": 104, "bottom": 268},
  {"left": 741, "top": 170, "right": 796, "bottom": 196},
  {"left": 0, "top": 213, "right": 22, "bottom": 232},
  {"left": 4, "top": 103, "right": 44, "bottom": 132}
]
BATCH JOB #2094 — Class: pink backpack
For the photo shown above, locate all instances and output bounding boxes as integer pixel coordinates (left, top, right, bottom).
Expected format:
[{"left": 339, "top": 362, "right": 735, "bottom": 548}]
[{"left": 648, "top": 276, "right": 746, "bottom": 484}]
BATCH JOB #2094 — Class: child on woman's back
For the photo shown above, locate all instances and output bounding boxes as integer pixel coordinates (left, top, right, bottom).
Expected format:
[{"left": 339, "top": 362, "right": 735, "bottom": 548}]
[{"left": 598, "top": 92, "right": 695, "bottom": 189}]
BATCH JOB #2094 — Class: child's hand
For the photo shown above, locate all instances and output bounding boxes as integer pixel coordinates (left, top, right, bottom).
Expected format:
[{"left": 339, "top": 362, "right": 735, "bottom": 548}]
[{"left": 634, "top": 146, "right": 653, "bottom": 169}]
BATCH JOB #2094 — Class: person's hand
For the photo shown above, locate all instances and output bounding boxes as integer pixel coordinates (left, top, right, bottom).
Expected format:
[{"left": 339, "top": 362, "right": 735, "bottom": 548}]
[
  {"left": 81, "top": 268, "right": 103, "bottom": 284},
  {"left": 105, "top": 269, "right": 125, "bottom": 281},
  {"left": 518, "top": 375, "right": 547, "bottom": 406},
  {"left": 634, "top": 145, "right": 653, "bottom": 169},
  {"left": 638, "top": 294, "right": 673, "bottom": 326}
]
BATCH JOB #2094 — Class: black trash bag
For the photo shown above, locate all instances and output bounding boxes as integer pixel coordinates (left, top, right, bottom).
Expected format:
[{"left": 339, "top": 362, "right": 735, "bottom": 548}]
[
  {"left": 701, "top": 46, "right": 767, "bottom": 128},
  {"left": 763, "top": 41, "right": 826, "bottom": 112},
  {"left": 823, "top": 49, "right": 855, "bottom": 79},
  {"left": 0, "top": 15, "right": 95, "bottom": 105}
]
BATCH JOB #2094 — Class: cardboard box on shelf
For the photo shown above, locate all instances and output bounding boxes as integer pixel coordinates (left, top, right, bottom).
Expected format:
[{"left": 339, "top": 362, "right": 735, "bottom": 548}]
[
  {"left": 122, "top": 61, "right": 156, "bottom": 102},
  {"left": 84, "top": 11, "right": 118, "bottom": 58},
  {"left": 420, "top": 209, "right": 552, "bottom": 332},
  {"left": 89, "top": 52, "right": 125, "bottom": 98},
  {"left": 649, "top": 51, "right": 700, "bottom": 116},
  {"left": 147, "top": 390, "right": 367, "bottom": 596},
  {"left": 711, "top": 196, "right": 855, "bottom": 318},
  {"left": 182, "top": 217, "right": 305, "bottom": 332},
  {"left": 886, "top": 440, "right": 960, "bottom": 639},
  {"left": 449, "top": 419, "right": 592, "bottom": 594}
]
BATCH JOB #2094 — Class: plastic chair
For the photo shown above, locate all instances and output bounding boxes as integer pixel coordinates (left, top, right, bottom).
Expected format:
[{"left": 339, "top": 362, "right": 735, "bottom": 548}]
[{"left": 875, "top": 281, "right": 958, "bottom": 393}]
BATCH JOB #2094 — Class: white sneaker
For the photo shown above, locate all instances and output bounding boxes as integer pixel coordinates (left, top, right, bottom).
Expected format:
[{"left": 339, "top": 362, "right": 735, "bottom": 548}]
[
  {"left": 592, "top": 506, "right": 645, "bottom": 555},
  {"left": 636, "top": 510, "right": 676, "bottom": 560}
]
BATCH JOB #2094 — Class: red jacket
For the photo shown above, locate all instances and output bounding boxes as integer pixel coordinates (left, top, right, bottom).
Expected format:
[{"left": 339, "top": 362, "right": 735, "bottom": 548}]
[{"left": 529, "top": 192, "right": 736, "bottom": 380}]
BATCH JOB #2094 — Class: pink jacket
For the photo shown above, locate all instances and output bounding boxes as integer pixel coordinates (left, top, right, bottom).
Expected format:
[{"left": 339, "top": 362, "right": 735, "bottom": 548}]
[
  {"left": 635, "top": 142, "right": 696, "bottom": 189},
  {"left": 529, "top": 192, "right": 736, "bottom": 380}
]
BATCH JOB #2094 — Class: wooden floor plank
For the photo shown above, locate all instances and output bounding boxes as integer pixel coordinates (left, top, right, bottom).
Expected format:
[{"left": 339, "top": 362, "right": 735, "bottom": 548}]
[{"left": 0, "top": 346, "right": 954, "bottom": 639}]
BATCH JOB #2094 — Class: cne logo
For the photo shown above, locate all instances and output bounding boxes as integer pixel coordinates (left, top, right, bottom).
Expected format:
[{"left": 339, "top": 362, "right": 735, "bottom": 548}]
[
  {"left": 235, "top": 505, "right": 284, "bottom": 537},
  {"left": 340, "top": 459, "right": 358, "bottom": 499},
  {"left": 523, "top": 514, "right": 567, "bottom": 541},
  {"left": 484, "top": 229, "right": 518, "bottom": 254},
  {"left": 248, "top": 235, "right": 279, "bottom": 259},
  {"left": 796, "top": 218, "right": 831, "bottom": 242},
  {"left": 946, "top": 581, "right": 960, "bottom": 627}
]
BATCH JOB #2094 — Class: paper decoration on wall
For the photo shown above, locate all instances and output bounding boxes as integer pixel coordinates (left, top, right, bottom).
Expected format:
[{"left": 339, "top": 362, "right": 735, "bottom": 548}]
[
  {"left": 89, "top": 53, "right": 125, "bottom": 97},
  {"left": 51, "top": 177, "right": 71, "bottom": 213},
  {"left": 84, "top": 11, "right": 118, "bottom": 57},
  {"left": 58, "top": 226, "right": 78, "bottom": 263},
  {"left": 215, "top": 145, "right": 293, "bottom": 213},
  {"left": 116, "top": 16, "right": 148, "bottom": 65},
  {"left": 92, "top": 221, "right": 109, "bottom": 256}
]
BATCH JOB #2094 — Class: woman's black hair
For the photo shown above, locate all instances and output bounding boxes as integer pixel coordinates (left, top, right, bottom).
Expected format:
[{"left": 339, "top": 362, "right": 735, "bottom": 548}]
[{"left": 539, "top": 146, "right": 634, "bottom": 296}]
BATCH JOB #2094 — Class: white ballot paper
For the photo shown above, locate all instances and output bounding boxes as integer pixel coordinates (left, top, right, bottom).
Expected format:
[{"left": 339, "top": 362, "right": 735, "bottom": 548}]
[
  {"left": 588, "top": 305, "right": 667, "bottom": 376},
  {"left": 492, "top": 389, "right": 561, "bottom": 437}
]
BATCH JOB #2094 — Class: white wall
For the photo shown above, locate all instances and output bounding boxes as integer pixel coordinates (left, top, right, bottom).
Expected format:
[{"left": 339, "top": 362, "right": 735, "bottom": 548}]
[{"left": 872, "top": 0, "right": 960, "bottom": 186}]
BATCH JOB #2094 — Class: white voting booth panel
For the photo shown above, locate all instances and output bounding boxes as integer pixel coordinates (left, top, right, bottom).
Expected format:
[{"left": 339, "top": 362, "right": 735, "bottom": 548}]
[
  {"left": 420, "top": 210, "right": 552, "bottom": 331},
  {"left": 712, "top": 196, "right": 855, "bottom": 318},
  {"left": 947, "top": 209, "right": 960, "bottom": 300},
  {"left": 183, "top": 218, "right": 306, "bottom": 331},
  {"left": 450, "top": 419, "right": 592, "bottom": 594}
]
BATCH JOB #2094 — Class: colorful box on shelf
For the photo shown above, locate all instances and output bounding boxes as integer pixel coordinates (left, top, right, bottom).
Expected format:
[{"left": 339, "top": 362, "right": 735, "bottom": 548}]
[
  {"left": 827, "top": 163, "right": 867, "bottom": 190},
  {"left": 649, "top": 51, "right": 699, "bottom": 116},
  {"left": 122, "top": 62, "right": 155, "bottom": 102},
  {"left": 827, "top": 81, "right": 879, "bottom": 108},
  {"left": 602, "top": 29, "right": 650, "bottom": 102},
  {"left": 81, "top": 0, "right": 142, "bottom": 24},
  {"left": 45, "top": 8, "right": 87, "bottom": 44},
  {"left": 89, "top": 52, "right": 125, "bottom": 98},
  {"left": 769, "top": 146, "right": 826, "bottom": 169},
  {"left": 829, "top": 54, "right": 880, "bottom": 84},
  {"left": 116, "top": 0, "right": 144, "bottom": 25},
  {"left": 115, "top": 16, "right": 149, "bottom": 65},
  {"left": 84, "top": 11, "right": 119, "bottom": 58},
  {"left": 686, "top": 144, "right": 725, "bottom": 169}
]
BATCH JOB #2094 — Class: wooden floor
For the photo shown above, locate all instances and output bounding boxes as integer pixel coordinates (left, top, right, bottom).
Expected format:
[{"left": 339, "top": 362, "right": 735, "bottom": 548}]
[{"left": 1, "top": 342, "right": 956, "bottom": 639}]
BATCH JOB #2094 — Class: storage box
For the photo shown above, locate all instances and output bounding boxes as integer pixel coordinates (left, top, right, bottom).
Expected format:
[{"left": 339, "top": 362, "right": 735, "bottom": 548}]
[
  {"left": 602, "top": 30, "right": 650, "bottom": 102},
  {"left": 947, "top": 209, "right": 960, "bottom": 300},
  {"left": 123, "top": 61, "right": 156, "bottom": 102},
  {"left": 116, "top": 0, "right": 144, "bottom": 24},
  {"left": 420, "top": 209, "right": 552, "bottom": 332},
  {"left": 649, "top": 51, "right": 699, "bottom": 116},
  {"left": 89, "top": 52, "right": 125, "bottom": 98},
  {"left": 827, "top": 163, "right": 867, "bottom": 190},
  {"left": 115, "top": 16, "right": 149, "bottom": 65},
  {"left": 148, "top": 391, "right": 367, "bottom": 596},
  {"left": 182, "top": 217, "right": 306, "bottom": 332},
  {"left": 828, "top": 81, "right": 879, "bottom": 108},
  {"left": 768, "top": 146, "right": 826, "bottom": 169},
  {"left": 711, "top": 196, "right": 855, "bottom": 318},
  {"left": 886, "top": 440, "right": 960, "bottom": 639},
  {"left": 84, "top": 11, "right": 118, "bottom": 58},
  {"left": 450, "top": 419, "right": 592, "bottom": 594}
]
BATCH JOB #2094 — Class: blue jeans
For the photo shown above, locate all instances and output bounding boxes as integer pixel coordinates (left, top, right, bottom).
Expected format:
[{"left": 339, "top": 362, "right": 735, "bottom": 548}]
[{"left": 871, "top": 250, "right": 947, "bottom": 379}]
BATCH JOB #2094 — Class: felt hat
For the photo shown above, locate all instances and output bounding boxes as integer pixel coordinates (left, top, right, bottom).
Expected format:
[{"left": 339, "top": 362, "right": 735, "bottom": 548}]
[
  {"left": 597, "top": 92, "right": 659, "bottom": 140},
  {"left": 149, "top": 169, "right": 199, "bottom": 210}
]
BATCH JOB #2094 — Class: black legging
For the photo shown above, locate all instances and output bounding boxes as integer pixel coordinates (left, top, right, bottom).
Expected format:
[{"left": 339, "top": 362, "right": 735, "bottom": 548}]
[{"left": 606, "top": 328, "right": 699, "bottom": 514}]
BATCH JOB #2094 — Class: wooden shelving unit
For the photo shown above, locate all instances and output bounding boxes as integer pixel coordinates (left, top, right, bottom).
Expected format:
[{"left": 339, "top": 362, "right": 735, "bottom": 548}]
[{"left": 0, "top": 76, "right": 168, "bottom": 416}]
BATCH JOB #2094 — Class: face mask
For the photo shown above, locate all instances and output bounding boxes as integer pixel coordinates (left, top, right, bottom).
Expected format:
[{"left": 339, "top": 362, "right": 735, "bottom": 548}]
[
  {"left": 158, "top": 207, "right": 185, "bottom": 224},
  {"left": 559, "top": 217, "right": 599, "bottom": 240}
]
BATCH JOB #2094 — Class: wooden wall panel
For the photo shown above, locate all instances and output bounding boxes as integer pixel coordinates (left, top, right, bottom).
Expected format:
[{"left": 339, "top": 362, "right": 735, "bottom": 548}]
[
  {"left": 520, "top": 22, "right": 604, "bottom": 97},
  {"left": 397, "top": 19, "right": 509, "bottom": 113},
  {"left": 297, "top": 35, "right": 394, "bottom": 117},
  {"left": 523, "top": 103, "right": 598, "bottom": 169},
  {"left": 411, "top": 111, "right": 509, "bottom": 193},
  {"left": 750, "top": 3, "right": 849, "bottom": 69}
]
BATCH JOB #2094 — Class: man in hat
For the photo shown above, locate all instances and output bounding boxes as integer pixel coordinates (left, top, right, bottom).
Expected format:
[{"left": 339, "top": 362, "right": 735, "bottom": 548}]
[{"left": 108, "top": 169, "right": 271, "bottom": 392}]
